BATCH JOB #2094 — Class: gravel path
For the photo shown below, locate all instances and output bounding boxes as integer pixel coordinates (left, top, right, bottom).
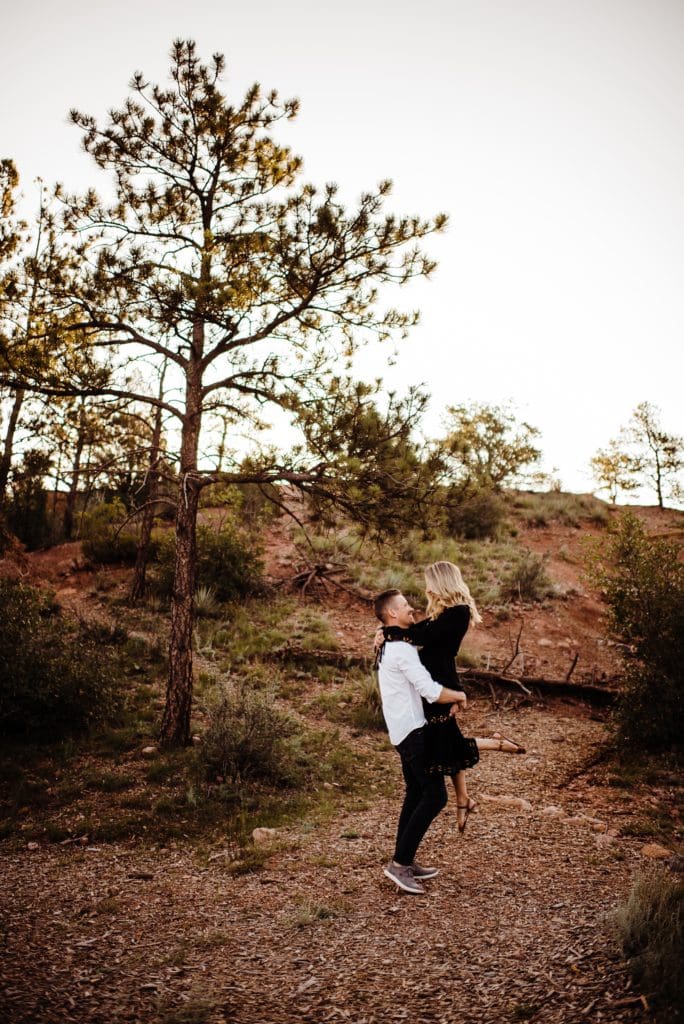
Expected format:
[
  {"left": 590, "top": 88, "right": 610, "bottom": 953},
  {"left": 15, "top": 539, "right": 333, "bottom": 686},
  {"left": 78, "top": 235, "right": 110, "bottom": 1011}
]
[{"left": 1, "top": 700, "right": 656, "bottom": 1024}]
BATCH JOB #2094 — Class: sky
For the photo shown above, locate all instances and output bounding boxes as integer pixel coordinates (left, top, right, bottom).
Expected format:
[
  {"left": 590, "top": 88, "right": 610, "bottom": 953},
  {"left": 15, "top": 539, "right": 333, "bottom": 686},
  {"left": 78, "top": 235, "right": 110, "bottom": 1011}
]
[{"left": 2, "top": 0, "right": 683, "bottom": 500}]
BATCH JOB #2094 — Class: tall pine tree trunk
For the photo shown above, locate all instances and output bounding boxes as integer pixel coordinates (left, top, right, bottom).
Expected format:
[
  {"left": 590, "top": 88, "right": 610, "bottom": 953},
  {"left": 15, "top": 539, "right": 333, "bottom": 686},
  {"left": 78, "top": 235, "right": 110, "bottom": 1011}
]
[
  {"left": 0, "top": 387, "right": 24, "bottom": 509},
  {"left": 160, "top": 358, "right": 202, "bottom": 747}
]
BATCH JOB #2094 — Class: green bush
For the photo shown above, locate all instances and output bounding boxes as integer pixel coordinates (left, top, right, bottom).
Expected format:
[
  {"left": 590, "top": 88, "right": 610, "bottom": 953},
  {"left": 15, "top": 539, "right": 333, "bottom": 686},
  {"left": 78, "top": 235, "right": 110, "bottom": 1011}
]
[
  {"left": 152, "top": 523, "right": 263, "bottom": 603},
  {"left": 0, "top": 579, "right": 124, "bottom": 737},
  {"left": 612, "top": 869, "right": 684, "bottom": 1019},
  {"left": 446, "top": 487, "right": 505, "bottom": 540},
  {"left": 200, "top": 685, "right": 308, "bottom": 787},
  {"left": 81, "top": 500, "right": 141, "bottom": 564},
  {"left": 588, "top": 511, "right": 684, "bottom": 752},
  {"left": 498, "top": 550, "right": 555, "bottom": 602}
]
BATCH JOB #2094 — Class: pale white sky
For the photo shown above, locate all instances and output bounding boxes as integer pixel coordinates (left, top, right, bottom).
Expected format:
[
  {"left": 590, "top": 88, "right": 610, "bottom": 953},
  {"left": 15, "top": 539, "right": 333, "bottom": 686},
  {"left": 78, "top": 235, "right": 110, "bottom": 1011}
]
[{"left": 2, "top": 0, "right": 683, "bottom": 500}]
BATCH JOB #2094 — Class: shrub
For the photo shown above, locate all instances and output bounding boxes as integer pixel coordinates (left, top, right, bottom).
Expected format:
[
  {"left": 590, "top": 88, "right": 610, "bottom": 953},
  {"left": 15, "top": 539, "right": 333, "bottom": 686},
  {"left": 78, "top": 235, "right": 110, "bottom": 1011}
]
[
  {"left": 152, "top": 523, "right": 263, "bottom": 603},
  {"left": 352, "top": 672, "right": 385, "bottom": 731},
  {"left": 81, "top": 500, "right": 141, "bottom": 564},
  {"left": 0, "top": 579, "right": 124, "bottom": 737},
  {"left": 200, "top": 685, "right": 308, "bottom": 787},
  {"left": 612, "top": 869, "right": 684, "bottom": 1019},
  {"left": 498, "top": 550, "right": 555, "bottom": 602},
  {"left": 194, "top": 585, "right": 221, "bottom": 618},
  {"left": 588, "top": 511, "right": 684, "bottom": 752},
  {"left": 445, "top": 487, "right": 505, "bottom": 540}
]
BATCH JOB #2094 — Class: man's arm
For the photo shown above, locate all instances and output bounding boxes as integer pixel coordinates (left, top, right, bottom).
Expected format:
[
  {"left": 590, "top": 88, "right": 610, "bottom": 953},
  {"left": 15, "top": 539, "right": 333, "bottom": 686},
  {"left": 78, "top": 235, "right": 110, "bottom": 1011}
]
[
  {"left": 436, "top": 686, "right": 467, "bottom": 707},
  {"left": 397, "top": 645, "right": 466, "bottom": 706}
]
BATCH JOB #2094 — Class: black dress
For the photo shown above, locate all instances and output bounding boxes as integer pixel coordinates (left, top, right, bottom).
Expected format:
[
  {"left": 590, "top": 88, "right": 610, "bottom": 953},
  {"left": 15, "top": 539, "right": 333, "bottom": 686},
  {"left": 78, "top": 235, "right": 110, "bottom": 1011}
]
[{"left": 384, "top": 604, "right": 480, "bottom": 776}]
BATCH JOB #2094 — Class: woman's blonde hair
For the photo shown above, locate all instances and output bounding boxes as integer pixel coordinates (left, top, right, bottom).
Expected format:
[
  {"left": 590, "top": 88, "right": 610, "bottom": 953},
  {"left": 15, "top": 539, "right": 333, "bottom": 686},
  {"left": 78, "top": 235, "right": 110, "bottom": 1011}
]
[{"left": 424, "top": 560, "right": 482, "bottom": 625}]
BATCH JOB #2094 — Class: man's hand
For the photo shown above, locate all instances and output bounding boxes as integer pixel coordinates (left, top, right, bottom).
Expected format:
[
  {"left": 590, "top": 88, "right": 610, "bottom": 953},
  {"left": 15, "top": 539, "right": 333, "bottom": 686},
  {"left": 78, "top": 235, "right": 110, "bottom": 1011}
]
[
  {"left": 449, "top": 691, "right": 467, "bottom": 715},
  {"left": 373, "top": 626, "right": 384, "bottom": 651}
]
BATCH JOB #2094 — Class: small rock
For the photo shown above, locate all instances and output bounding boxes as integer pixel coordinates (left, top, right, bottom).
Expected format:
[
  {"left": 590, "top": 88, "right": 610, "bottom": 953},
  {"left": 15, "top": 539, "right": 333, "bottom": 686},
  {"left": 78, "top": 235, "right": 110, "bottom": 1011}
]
[
  {"left": 641, "top": 843, "right": 671, "bottom": 860},
  {"left": 252, "top": 827, "right": 278, "bottom": 845},
  {"left": 480, "top": 793, "right": 532, "bottom": 812},
  {"left": 192, "top": 735, "right": 201, "bottom": 745},
  {"left": 591, "top": 822, "right": 608, "bottom": 833},
  {"left": 27, "top": 842, "right": 39, "bottom": 851},
  {"left": 337, "top": 701, "right": 348, "bottom": 709},
  {"left": 322, "top": 782, "right": 334, "bottom": 790},
  {"left": 540, "top": 805, "right": 565, "bottom": 818},
  {"left": 537, "top": 638, "right": 554, "bottom": 647},
  {"left": 141, "top": 745, "right": 158, "bottom": 758}
]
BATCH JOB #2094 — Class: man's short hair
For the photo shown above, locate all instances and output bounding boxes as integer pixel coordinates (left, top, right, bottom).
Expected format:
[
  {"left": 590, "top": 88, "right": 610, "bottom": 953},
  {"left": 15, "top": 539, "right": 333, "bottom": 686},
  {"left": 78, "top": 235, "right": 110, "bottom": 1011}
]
[{"left": 374, "top": 588, "right": 402, "bottom": 623}]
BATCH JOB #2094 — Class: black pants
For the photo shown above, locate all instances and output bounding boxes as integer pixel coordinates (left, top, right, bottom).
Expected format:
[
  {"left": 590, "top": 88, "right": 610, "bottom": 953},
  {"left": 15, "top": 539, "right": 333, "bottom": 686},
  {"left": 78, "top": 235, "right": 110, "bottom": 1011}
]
[{"left": 394, "top": 727, "right": 448, "bottom": 866}]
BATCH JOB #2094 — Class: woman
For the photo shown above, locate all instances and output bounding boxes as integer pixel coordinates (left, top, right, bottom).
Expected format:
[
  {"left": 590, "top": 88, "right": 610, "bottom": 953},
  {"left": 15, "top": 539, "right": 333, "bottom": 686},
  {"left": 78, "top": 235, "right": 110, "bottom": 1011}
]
[{"left": 380, "top": 560, "right": 525, "bottom": 833}]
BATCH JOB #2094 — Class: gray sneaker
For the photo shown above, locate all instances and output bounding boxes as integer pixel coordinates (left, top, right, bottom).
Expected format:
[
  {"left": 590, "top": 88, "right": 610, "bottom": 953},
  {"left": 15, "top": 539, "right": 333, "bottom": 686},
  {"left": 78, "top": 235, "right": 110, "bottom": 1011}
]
[
  {"left": 411, "top": 861, "right": 439, "bottom": 880},
  {"left": 383, "top": 862, "right": 425, "bottom": 895}
]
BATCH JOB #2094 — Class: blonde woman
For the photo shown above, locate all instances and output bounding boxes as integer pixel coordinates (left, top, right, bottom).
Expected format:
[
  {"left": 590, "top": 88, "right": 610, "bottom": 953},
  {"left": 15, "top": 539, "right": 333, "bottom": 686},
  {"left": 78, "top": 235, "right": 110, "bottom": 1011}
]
[{"left": 380, "top": 560, "right": 525, "bottom": 833}]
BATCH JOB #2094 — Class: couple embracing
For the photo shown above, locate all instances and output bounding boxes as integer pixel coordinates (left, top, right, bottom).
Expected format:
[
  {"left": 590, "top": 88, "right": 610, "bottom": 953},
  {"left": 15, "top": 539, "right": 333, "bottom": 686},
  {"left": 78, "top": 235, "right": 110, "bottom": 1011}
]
[{"left": 374, "top": 561, "right": 525, "bottom": 896}]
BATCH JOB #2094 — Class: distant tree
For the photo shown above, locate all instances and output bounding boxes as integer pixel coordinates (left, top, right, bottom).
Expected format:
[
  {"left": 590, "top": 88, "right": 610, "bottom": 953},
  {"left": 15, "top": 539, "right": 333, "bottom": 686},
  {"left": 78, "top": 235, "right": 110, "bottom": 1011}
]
[
  {"left": 590, "top": 440, "right": 642, "bottom": 504},
  {"left": 2, "top": 42, "right": 446, "bottom": 746},
  {"left": 441, "top": 402, "right": 542, "bottom": 491},
  {"left": 5, "top": 449, "right": 53, "bottom": 549},
  {"left": 626, "top": 402, "right": 682, "bottom": 508}
]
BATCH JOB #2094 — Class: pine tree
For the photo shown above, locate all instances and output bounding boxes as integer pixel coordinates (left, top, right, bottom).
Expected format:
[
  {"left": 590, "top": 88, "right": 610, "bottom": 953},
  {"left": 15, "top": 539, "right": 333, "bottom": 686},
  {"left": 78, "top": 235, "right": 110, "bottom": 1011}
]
[{"left": 22, "top": 41, "right": 446, "bottom": 746}]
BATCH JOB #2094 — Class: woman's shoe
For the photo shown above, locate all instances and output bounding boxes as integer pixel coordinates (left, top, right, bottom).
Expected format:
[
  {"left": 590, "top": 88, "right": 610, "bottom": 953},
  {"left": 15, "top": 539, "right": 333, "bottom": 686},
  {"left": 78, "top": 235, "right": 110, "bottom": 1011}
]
[
  {"left": 456, "top": 798, "right": 478, "bottom": 833},
  {"left": 492, "top": 732, "right": 526, "bottom": 754}
]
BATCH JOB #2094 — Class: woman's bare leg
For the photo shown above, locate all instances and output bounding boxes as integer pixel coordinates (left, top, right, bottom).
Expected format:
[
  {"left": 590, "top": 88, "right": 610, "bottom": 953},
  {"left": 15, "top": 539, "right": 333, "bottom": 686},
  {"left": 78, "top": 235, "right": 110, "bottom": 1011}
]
[
  {"left": 452, "top": 771, "right": 476, "bottom": 829},
  {"left": 475, "top": 733, "right": 526, "bottom": 754}
]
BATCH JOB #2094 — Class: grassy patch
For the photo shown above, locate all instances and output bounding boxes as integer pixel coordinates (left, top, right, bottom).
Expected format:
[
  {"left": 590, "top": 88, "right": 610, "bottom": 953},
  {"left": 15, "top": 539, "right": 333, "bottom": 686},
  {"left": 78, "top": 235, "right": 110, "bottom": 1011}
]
[
  {"left": 290, "top": 898, "right": 349, "bottom": 927},
  {"left": 85, "top": 771, "right": 136, "bottom": 793},
  {"left": 508, "top": 490, "right": 609, "bottom": 528},
  {"left": 611, "top": 868, "right": 684, "bottom": 1020}
]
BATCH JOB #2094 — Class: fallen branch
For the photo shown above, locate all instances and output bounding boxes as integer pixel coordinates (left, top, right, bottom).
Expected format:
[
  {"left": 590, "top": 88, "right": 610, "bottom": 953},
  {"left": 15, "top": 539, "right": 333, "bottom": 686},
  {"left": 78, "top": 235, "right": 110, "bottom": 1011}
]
[
  {"left": 277, "top": 562, "right": 374, "bottom": 604},
  {"left": 457, "top": 668, "right": 619, "bottom": 705},
  {"left": 258, "top": 647, "right": 621, "bottom": 703}
]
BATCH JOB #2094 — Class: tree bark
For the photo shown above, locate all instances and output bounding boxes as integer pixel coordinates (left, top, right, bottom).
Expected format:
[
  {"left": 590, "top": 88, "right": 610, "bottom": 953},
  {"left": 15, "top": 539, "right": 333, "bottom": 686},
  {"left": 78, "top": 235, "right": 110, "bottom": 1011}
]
[
  {"left": 0, "top": 387, "right": 25, "bottom": 508},
  {"left": 160, "top": 356, "right": 202, "bottom": 747}
]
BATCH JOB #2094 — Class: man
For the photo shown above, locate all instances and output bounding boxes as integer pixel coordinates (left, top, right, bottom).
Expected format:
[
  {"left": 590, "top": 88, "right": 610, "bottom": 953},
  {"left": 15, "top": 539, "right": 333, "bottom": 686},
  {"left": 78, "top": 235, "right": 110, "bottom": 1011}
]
[{"left": 374, "top": 588, "right": 467, "bottom": 895}]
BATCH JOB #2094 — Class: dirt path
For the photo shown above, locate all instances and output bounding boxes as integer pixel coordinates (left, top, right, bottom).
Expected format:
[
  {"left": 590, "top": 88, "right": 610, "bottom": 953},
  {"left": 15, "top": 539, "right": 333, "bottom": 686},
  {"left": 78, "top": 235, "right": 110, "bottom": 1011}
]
[{"left": 1, "top": 700, "right": 653, "bottom": 1024}]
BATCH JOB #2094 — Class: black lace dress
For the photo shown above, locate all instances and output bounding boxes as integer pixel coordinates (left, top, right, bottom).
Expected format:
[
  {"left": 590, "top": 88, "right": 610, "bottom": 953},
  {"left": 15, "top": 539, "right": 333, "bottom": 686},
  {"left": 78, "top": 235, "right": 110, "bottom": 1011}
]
[{"left": 384, "top": 604, "right": 480, "bottom": 776}]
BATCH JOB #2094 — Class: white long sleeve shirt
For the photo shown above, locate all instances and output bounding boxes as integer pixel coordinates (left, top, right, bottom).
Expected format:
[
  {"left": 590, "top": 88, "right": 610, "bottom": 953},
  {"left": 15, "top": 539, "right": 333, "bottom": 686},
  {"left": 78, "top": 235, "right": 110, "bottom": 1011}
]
[{"left": 377, "top": 640, "right": 442, "bottom": 746}]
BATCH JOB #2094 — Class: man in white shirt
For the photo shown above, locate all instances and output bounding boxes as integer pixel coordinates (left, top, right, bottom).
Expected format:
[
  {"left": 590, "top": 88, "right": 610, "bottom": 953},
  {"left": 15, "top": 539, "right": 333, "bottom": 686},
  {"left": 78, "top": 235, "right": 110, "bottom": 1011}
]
[{"left": 375, "top": 588, "right": 467, "bottom": 895}]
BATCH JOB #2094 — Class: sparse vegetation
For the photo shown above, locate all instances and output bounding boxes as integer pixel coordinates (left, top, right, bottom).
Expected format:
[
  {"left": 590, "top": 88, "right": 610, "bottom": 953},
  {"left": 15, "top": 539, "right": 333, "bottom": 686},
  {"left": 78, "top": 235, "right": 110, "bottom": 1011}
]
[
  {"left": 199, "top": 684, "right": 310, "bottom": 788},
  {"left": 611, "top": 869, "right": 684, "bottom": 1020},
  {"left": 0, "top": 578, "right": 125, "bottom": 737},
  {"left": 498, "top": 550, "right": 555, "bottom": 603},
  {"left": 152, "top": 523, "right": 264, "bottom": 604}
]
